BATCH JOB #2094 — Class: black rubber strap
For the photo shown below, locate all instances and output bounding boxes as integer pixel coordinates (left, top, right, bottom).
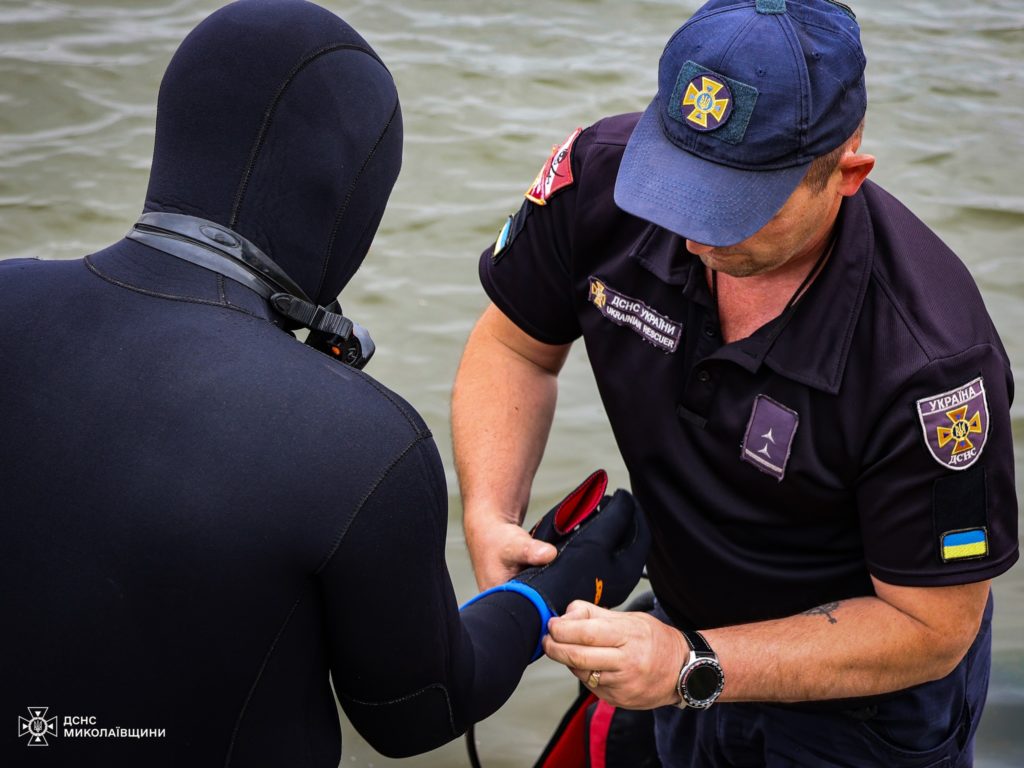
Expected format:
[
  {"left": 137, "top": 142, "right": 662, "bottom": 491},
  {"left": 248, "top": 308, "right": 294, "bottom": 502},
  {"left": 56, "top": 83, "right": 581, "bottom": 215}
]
[
  {"left": 132, "top": 212, "right": 311, "bottom": 301},
  {"left": 126, "top": 212, "right": 354, "bottom": 340},
  {"left": 270, "top": 294, "right": 352, "bottom": 337},
  {"left": 126, "top": 228, "right": 277, "bottom": 300}
]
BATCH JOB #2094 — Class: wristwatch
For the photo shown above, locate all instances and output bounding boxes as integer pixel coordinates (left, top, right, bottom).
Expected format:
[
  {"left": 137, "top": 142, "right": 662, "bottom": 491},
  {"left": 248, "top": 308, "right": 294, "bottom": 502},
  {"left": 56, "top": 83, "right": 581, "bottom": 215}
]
[{"left": 675, "top": 629, "right": 725, "bottom": 709}]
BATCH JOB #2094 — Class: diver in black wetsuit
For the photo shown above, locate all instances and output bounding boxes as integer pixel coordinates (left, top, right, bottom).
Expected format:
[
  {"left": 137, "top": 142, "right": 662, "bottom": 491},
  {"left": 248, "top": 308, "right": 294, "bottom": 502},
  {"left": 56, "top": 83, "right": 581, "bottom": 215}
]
[{"left": 0, "top": 2, "right": 648, "bottom": 765}]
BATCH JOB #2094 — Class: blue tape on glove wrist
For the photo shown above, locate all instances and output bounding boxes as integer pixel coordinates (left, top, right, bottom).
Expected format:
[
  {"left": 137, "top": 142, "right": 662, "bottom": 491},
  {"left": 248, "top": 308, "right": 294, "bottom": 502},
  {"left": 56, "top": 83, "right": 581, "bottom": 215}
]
[{"left": 459, "top": 580, "right": 556, "bottom": 661}]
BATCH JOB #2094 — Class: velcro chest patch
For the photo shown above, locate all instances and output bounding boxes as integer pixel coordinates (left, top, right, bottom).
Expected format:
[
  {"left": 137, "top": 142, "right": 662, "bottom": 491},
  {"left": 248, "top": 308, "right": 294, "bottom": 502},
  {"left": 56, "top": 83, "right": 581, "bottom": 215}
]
[
  {"left": 587, "top": 277, "right": 682, "bottom": 353},
  {"left": 741, "top": 395, "right": 799, "bottom": 481}
]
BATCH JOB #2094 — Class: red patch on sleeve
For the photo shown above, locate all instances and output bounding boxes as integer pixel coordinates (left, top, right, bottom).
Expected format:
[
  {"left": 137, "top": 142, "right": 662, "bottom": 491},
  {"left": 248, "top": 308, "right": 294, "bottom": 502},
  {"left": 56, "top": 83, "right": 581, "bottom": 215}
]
[{"left": 525, "top": 127, "right": 582, "bottom": 205}]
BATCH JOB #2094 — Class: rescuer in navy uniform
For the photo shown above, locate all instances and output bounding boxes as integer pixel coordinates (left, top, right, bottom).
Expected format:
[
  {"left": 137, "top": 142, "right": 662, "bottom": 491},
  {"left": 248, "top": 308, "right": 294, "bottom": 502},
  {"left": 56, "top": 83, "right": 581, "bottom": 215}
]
[
  {"left": 0, "top": 1, "right": 650, "bottom": 765},
  {"left": 452, "top": 1, "right": 1017, "bottom": 765}
]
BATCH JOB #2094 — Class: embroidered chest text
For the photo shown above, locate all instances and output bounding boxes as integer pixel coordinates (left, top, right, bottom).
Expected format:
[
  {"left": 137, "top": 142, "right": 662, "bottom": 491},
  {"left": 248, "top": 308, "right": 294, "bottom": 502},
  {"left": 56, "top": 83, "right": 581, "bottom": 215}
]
[{"left": 587, "top": 277, "right": 682, "bottom": 353}]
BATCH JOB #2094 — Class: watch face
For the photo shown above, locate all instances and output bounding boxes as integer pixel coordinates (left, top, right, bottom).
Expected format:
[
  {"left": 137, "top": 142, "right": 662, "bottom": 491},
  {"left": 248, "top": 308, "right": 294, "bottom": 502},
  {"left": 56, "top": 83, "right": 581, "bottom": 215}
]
[{"left": 685, "top": 661, "right": 722, "bottom": 702}]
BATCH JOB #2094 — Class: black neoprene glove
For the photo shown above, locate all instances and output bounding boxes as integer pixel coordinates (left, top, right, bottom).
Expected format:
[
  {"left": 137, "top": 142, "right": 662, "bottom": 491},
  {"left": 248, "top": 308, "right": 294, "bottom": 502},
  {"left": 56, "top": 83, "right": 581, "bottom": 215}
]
[
  {"left": 461, "top": 470, "right": 649, "bottom": 660},
  {"left": 516, "top": 469, "right": 650, "bottom": 615}
]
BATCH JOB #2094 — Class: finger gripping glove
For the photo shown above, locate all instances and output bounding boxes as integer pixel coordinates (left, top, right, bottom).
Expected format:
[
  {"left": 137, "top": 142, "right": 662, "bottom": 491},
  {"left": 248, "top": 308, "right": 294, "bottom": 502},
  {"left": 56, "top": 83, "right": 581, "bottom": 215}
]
[
  {"left": 462, "top": 470, "right": 650, "bottom": 660},
  {"left": 518, "top": 483, "right": 650, "bottom": 616}
]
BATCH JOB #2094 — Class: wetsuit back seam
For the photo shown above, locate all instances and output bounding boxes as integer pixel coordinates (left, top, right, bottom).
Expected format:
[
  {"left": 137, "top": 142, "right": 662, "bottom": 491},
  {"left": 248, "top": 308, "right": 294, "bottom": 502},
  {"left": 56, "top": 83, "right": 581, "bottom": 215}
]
[
  {"left": 84, "top": 254, "right": 266, "bottom": 322},
  {"left": 223, "top": 587, "right": 312, "bottom": 768}
]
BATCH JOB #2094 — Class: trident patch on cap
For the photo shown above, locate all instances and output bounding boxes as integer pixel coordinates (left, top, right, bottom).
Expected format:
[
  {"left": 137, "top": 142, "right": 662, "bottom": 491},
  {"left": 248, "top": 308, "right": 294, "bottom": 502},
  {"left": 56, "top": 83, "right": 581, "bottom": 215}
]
[
  {"left": 666, "top": 61, "right": 758, "bottom": 145},
  {"left": 681, "top": 75, "right": 733, "bottom": 131}
]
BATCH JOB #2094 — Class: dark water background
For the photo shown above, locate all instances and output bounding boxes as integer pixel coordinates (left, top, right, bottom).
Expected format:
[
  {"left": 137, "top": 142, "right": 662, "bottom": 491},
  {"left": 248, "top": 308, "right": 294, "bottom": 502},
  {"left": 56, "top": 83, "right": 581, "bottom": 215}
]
[{"left": 1, "top": 1, "right": 1021, "bottom": 765}]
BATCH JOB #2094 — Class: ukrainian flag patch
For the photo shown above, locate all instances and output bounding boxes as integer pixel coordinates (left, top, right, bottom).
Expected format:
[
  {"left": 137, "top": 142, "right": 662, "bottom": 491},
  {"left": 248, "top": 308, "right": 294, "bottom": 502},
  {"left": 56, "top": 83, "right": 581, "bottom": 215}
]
[{"left": 940, "top": 527, "right": 989, "bottom": 562}]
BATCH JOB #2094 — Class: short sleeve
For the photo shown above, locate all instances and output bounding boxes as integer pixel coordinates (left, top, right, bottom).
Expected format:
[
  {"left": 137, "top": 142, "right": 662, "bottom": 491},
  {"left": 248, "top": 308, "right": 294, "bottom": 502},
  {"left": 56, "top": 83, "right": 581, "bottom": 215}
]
[
  {"left": 478, "top": 127, "right": 593, "bottom": 345},
  {"left": 857, "top": 343, "right": 1018, "bottom": 586}
]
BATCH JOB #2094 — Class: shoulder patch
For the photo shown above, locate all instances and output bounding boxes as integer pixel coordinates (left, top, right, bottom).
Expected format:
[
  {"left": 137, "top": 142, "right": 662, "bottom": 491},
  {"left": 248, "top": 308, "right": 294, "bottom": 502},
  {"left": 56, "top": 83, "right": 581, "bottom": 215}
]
[
  {"left": 916, "top": 377, "right": 989, "bottom": 471},
  {"left": 491, "top": 201, "right": 532, "bottom": 264},
  {"left": 941, "top": 527, "right": 989, "bottom": 562},
  {"left": 932, "top": 465, "right": 989, "bottom": 565},
  {"left": 525, "top": 127, "right": 582, "bottom": 206}
]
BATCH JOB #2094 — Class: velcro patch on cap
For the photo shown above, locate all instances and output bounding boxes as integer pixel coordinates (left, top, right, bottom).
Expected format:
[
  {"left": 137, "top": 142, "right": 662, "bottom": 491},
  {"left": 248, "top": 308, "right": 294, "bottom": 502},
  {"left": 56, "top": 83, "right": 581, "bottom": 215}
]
[
  {"left": 525, "top": 127, "right": 582, "bottom": 205},
  {"left": 916, "top": 377, "right": 989, "bottom": 471},
  {"left": 668, "top": 61, "right": 758, "bottom": 145},
  {"left": 755, "top": 0, "right": 786, "bottom": 14}
]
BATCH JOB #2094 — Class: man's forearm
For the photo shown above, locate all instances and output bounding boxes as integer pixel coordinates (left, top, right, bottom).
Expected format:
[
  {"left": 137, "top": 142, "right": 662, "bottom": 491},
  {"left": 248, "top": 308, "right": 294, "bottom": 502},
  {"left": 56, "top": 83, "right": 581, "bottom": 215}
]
[
  {"left": 706, "top": 580, "right": 990, "bottom": 703},
  {"left": 452, "top": 350, "right": 555, "bottom": 528},
  {"left": 451, "top": 305, "right": 571, "bottom": 587},
  {"left": 544, "top": 579, "right": 990, "bottom": 710},
  {"left": 452, "top": 305, "right": 567, "bottom": 524}
]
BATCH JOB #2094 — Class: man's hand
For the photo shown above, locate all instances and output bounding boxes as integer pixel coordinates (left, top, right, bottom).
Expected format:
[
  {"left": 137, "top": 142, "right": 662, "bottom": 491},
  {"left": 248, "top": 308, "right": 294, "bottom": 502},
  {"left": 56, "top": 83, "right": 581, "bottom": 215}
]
[
  {"left": 465, "top": 515, "right": 556, "bottom": 590},
  {"left": 543, "top": 601, "right": 688, "bottom": 709}
]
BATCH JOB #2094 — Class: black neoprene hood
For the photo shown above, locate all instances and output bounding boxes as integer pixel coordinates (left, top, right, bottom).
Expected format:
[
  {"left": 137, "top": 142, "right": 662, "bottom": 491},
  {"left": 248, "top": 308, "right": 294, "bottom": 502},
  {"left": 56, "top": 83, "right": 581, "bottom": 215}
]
[{"left": 144, "top": 0, "right": 403, "bottom": 305}]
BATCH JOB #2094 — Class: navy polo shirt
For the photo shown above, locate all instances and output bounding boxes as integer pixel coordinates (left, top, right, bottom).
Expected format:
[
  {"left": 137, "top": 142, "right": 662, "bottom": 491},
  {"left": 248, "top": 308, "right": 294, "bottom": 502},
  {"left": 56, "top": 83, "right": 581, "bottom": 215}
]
[{"left": 480, "top": 113, "right": 1018, "bottom": 631}]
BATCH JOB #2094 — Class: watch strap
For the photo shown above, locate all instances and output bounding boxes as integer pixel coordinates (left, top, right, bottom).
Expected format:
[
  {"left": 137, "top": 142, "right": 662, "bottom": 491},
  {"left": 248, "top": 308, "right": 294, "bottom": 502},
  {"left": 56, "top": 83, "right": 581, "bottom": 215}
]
[
  {"left": 680, "top": 628, "right": 715, "bottom": 659},
  {"left": 675, "top": 628, "right": 724, "bottom": 710}
]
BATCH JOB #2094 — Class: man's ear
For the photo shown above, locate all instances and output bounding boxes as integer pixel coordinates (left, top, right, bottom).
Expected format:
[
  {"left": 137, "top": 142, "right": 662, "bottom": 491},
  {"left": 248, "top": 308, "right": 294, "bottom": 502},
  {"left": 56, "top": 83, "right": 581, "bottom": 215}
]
[{"left": 837, "top": 152, "right": 875, "bottom": 197}]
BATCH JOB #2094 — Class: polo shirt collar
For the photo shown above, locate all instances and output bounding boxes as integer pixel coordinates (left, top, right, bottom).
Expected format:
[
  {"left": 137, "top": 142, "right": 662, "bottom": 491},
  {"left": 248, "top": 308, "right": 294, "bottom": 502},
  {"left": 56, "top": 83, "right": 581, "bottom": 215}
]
[
  {"left": 626, "top": 223, "right": 694, "bottom": 288},
  {"left": 761, "top": 189, "right": 873, "bottom": 394},
  {"left": 628, "top": 187, "right": 874, "bottom": 394}
]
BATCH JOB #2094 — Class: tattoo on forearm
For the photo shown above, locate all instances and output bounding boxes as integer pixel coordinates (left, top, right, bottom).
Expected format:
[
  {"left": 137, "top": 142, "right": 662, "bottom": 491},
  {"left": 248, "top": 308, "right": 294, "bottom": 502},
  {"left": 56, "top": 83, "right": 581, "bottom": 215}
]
[{"left": 802, "top": 601, "right": 841, "bottom": 624}]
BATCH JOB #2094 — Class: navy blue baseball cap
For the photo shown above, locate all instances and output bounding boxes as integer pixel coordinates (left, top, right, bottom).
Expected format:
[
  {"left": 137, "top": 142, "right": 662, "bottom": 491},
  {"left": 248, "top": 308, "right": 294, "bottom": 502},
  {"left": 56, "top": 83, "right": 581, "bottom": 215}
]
[{"left": 614, "top": 0, "right": 866, "bottom": 246}]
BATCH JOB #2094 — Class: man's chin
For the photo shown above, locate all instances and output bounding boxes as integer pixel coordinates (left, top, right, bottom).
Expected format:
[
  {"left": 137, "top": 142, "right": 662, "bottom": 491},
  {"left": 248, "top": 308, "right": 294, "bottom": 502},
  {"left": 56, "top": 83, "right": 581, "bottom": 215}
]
[{"left": 697, "top": 252, "right": 762, "bottom": 279}]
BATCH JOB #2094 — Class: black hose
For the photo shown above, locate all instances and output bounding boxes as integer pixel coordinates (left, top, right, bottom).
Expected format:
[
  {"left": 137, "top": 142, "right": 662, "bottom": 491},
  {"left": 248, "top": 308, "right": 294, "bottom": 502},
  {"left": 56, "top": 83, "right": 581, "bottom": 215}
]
[{"left": 465, "top": 723, "right": 482, "bottom": 768}]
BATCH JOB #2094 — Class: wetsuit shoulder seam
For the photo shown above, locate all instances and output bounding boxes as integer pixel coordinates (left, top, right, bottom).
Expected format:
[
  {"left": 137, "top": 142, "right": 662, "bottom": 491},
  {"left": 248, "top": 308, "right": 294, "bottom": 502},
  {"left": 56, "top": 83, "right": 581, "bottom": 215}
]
[
  {"left": 352, "top": 373, "right": 433, "bottom": 438},
  {"left": 227, "top": 433, "right": 436, "bottom": 766},
  {"left": 314, "top": 433, "right": 432, "bottom": 576}
]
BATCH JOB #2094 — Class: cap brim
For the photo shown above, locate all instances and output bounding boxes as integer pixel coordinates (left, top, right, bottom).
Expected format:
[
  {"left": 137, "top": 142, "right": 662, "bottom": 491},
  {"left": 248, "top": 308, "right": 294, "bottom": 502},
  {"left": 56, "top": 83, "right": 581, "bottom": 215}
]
[{"left": 614, "top": 102, "right": 810, "bottom": 247}]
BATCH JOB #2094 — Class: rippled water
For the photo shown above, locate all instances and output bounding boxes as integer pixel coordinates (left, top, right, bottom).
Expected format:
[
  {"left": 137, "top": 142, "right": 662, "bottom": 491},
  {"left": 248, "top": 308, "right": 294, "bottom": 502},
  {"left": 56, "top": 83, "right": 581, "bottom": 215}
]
[{"left": 2, "top": 1, "right": 1022, "bottom": 766}]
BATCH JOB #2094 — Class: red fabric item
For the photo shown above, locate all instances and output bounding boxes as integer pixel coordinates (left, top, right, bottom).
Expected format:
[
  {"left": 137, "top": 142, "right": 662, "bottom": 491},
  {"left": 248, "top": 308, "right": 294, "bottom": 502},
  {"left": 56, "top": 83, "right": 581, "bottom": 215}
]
[
  {"left": 587, "top": 700, "right": 616, "bottom": 768},
  {"left": 554, "top": 469, "right": 608, "bottom": 534},
  {"left": 537, "top": 691, "right": 597, "bottom": 768}
]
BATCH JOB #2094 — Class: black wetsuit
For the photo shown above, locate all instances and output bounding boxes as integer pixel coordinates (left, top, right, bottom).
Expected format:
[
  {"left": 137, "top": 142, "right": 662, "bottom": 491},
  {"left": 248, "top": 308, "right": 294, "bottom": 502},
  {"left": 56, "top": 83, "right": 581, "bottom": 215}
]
[{"left": 0, "top": 1, "right": 541, "bottom": 764}]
